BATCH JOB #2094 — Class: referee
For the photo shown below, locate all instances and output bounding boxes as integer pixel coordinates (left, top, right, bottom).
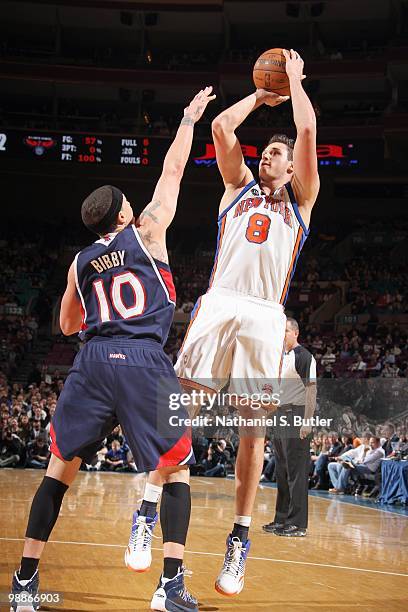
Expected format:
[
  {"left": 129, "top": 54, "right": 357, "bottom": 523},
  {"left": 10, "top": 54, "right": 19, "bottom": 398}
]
[{"left": 263, "top": 317, "right": 317, "bottom": 537}]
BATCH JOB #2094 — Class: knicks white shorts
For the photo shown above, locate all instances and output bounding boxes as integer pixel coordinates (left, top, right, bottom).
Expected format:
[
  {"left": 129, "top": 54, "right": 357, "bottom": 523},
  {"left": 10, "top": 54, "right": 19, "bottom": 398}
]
[{"left": 175, "top": 287, "right": 286, "bottom": 398}]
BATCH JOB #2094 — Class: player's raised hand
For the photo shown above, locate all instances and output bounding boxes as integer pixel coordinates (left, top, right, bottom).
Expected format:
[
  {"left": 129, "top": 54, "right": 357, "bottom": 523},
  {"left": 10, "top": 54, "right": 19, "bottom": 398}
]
[
  {"left": 283, "top": 49, "right": 306, "bottom": 81},
  {"left": 256, "top": 89, "right": 290, "bottom": 107},
  {"left": 184, "top": 86, "right": 216, "bottom": 123}
]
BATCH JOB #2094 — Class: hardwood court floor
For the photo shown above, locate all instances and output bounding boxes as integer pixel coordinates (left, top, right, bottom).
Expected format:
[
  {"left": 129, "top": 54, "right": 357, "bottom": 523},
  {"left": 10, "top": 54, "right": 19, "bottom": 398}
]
[{"left": 1, "top": 469, "right": 407, "bottom": 611}]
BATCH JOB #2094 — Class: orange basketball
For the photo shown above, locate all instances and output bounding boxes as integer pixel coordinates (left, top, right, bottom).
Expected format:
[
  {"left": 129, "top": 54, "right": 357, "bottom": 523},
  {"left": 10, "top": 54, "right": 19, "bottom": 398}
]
[{"left": 253, "top": 48, "right": 290, "bottom": 96}]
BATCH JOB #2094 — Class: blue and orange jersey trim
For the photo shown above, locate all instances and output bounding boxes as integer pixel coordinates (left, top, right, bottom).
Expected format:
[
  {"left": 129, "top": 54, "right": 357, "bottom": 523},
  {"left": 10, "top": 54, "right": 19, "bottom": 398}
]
[
  {"left": 280, "top": 226, "right": 306, "bottom": 305},
  {"left": 279, "top": 182, "right": 309, "bottom": 305},
  {"left": 217, "top": 179, "right": 257, "bottom": 222},
  {"left": 208, "top": 215, "right": 227, "bottom": 289}
]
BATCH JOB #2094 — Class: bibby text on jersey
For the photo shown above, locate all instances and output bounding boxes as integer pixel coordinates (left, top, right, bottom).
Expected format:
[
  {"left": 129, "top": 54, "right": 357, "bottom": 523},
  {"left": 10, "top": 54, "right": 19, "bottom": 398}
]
[{"left": 74, "top": 225, "right": 176, "bottom": 344}]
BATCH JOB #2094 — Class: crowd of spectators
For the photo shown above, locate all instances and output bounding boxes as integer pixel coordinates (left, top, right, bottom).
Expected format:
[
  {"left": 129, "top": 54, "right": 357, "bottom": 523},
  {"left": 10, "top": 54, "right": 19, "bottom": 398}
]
[
  {"left": 0, "top": 237, "right": 57, "bottom": 378},
  {"left": 0, "top": 370, "right": 140, "bottom": 472},
  {"left": 297, "top": 324, "right": 407, "bottom": 379},
  {"left": 261, "top": 422, "right": 407, "bottom": 500},
  {"left": 345, "top": 253, "right": 407, "bottom": 315}
]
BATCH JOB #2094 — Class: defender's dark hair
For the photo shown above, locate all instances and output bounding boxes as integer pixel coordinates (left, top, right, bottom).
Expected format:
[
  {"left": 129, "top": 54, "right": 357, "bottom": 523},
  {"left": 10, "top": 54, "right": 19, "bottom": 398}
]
[
  {"left": 81, "top": 185, "right": 123, "bottom": 235},
  {"left": 286, "top": 317, "right": 299, "bottom": 332},
  {"left": 264, "top": 133, "right": 294, "bottom": 161}
]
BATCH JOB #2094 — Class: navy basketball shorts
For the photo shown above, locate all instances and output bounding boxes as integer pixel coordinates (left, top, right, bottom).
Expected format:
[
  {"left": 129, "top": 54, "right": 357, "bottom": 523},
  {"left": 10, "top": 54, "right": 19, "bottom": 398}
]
[{"left": 50, "top": 337, "right": 195, "bottom": 471}]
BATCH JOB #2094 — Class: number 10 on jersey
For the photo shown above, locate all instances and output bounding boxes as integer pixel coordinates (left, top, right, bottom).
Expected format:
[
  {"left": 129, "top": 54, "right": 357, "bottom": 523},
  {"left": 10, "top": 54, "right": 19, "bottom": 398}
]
[{"left": 93, "top": 271, "right": 146, "bottom": 321}]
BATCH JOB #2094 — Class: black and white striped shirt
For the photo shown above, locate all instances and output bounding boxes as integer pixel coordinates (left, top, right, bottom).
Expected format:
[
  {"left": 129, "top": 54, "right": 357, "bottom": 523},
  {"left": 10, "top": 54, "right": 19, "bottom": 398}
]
[{"left": 280, "top": 345, "right": 317, "bottom": 406}]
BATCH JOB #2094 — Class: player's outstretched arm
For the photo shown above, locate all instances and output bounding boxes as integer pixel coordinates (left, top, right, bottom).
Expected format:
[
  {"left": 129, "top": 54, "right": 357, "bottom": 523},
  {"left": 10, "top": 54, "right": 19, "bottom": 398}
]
[
  {"left": 60, "top": 261, "right": 82, "bottom": 335},
  {"left": 212, "top": 90, "right": 289, "bottom": 190},
  {"left": 284, "top": 49, "right": 320, "bottom": 222},
  {"left": 138, "top": 87, "right": 215, "bottom": 242}
]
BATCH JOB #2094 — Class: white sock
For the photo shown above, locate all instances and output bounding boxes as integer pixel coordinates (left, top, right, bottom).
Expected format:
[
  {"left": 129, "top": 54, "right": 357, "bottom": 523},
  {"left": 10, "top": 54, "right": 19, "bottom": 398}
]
[
  {"left": 144, "top": 483, "right": 163, "bottom": 504},
  {"left": 234, "top": 515, "right": 252, "bottom": 528}
]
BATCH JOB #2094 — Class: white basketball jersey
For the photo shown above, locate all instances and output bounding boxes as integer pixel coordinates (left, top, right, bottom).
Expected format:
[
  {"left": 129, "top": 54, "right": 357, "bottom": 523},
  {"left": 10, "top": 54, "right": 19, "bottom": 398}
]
[{"left": 209, "top": 179, "right": 309, "bottom": 304}]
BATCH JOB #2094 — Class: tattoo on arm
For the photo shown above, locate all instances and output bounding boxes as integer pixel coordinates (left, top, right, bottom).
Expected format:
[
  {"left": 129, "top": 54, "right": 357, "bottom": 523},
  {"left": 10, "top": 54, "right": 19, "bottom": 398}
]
[
  {"left": 181, "top": 116, "right": 195, "bottom": 127},
  {"left": 140, "top": 200, "right": 161, "bottom": 224},
  {"left": 139, "top": 229, "right": 168, "bottom": 264}
]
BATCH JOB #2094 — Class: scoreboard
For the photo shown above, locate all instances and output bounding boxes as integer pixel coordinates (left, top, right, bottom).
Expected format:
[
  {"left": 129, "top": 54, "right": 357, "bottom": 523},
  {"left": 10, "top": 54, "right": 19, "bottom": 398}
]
[
  {"left": 0, "top": 130, "right": 155, "bottom": 166},
  {"left": 0, "top": 129, "right": 382, "bottom": 168}
]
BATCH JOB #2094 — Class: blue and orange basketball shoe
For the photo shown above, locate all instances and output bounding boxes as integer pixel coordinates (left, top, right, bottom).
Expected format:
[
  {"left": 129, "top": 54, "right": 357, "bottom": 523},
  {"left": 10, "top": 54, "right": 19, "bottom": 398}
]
[
  {"left": 125, "top": 510, "right": 158, "bottom": 572},
  {"left": 215, "top": 535, "right": 251, "bottom": 596}
]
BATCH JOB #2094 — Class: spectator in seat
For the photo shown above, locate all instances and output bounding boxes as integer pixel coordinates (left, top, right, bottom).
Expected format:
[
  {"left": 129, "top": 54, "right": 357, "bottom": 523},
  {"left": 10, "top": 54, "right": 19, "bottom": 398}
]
[
  {"left": 350, "top": 437, "right": 385, "bottom": 498},
  {"left": 100, "top": 439, "right": 127, "bottom": 471},
  {"left": 11, "top": 402, "right": 24, "bottom": 419},
  {"left": 9, "top": 417, "right": 22, "bottom": 438},
  {"left": 349, "top": 354, "right": 367, "bottom": 372},
  {"left": 26, "top": 435, "right": 50, "bottom": 469},
  {"left": 321, "top": 346, "right": 336, "bottom": 367},
  {"left": 28, "top": 405, "right": 47, "bottom": 426},
  {"left": 328, "top": 434, "right": 383, "bottom": 494},
  {"left": 29, "top": 420, "right": 43, "bottom": 441},
  {"left": 312, "top": 431, "right": 343, "bottom": 490},
  {"left": 310, "top": 434, "right": 330, "bottom": 476},
  {"left": 18, "top": 414, "right": 32, "bottom": 444},
  {"left": 45, "top": 404, "right": 57, "bottom": 436},
  {"left": 0, "top": 428, "right": 24, "bottom": 468},
  {"left": 381, "top": 422, "right": 399, "bottom": 456},
  {"left": 340, "top": 434, "right": 354, "bottom": 453},
  {"left": 202, "top": 439, "right": 228, "bottom": 477}
]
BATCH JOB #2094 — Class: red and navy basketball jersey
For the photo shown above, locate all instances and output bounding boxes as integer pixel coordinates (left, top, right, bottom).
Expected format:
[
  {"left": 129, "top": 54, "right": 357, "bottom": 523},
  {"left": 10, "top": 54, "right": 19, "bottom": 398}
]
[{"left": 74, "top": 225, "right": 176, "bottom": 344}]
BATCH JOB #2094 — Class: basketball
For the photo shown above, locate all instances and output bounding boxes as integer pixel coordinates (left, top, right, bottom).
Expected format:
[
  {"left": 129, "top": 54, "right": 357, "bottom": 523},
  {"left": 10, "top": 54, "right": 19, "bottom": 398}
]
[{"left": 253, "top": 48, "right": 290, "bottom": 96}]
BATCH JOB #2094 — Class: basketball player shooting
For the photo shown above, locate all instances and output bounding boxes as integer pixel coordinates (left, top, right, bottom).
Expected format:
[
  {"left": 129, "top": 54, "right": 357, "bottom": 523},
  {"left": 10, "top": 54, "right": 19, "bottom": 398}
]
[
  {"left": 9, "top": 87, "right": 215, "bottom": 612},
  {"left": 132, "top": 49, "right": 319, "bottom": 597},
  {"left": 183, "top": 48, "right": 319, "bottom": 595}
]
